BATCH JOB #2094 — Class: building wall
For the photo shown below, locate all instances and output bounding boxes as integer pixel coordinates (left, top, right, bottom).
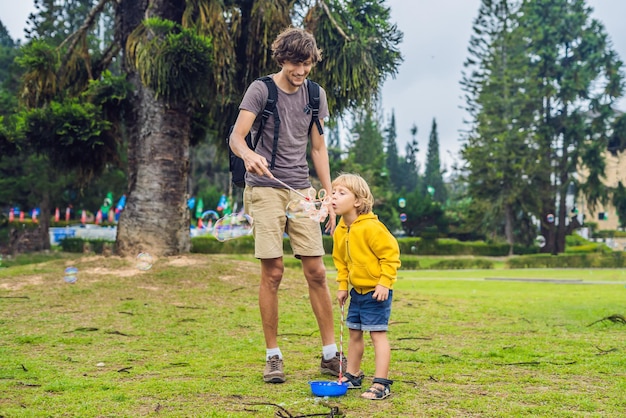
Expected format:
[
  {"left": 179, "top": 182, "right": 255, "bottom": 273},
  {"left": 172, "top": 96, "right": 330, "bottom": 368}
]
[{"left": 578, "top": 150, "right": 626, "bottom": 231}]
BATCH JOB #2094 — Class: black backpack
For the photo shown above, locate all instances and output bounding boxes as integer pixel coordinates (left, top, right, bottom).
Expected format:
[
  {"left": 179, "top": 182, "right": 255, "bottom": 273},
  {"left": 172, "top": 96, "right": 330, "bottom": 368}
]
[{"left": 227, "top": 76, "right": 324, "bottom": 188}]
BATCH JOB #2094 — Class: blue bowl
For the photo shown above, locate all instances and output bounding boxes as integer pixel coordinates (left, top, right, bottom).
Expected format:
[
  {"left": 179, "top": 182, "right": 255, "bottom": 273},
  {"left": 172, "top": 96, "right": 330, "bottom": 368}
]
[{"left": 309, "top": 380, "right": 348, "bottom": 397}]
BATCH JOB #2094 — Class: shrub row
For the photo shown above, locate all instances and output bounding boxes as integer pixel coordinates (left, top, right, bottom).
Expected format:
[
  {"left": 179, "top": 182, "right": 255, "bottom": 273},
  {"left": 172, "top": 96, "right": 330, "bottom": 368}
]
[
  {"left": 506, "top": 252, "right": 626, "bottom": 268},
  {"left": 190, "top": 235, "right": 540, "bottom": 257},
  {"left": 428, "top": 258, "right": 494, "bottom": 270},
  {"left": 396, "top": 238, "right": 539, "bottom": 257},
  {"left": 60, "top": 238, "right": 115, "bottom": 254}
]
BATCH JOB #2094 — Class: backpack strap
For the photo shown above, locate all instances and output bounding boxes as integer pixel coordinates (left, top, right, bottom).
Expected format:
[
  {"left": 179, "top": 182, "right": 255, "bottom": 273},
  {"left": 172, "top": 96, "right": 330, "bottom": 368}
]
[
  {"left": 307, "top": 80, "right": 324, "bottom": 136},
  {"left": 253, "top": 76, "right": 280, "bottom": 170}
]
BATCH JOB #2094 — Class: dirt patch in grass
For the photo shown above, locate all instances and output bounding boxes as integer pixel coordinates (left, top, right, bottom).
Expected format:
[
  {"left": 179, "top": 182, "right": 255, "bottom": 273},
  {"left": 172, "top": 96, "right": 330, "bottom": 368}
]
[{"left": 0, "top": 274, "right": 44, "bottom": 290}]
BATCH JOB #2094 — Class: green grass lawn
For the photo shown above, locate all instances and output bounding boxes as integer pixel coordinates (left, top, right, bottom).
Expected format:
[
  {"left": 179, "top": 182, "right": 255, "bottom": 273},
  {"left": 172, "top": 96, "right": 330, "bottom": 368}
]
[{"left": 0, "top": 253, "right": 624, "bottom": 417}]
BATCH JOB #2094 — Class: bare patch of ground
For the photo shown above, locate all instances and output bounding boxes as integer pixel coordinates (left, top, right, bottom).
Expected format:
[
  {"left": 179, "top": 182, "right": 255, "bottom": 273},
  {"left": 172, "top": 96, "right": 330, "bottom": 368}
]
[{"left": 0, "top": 275, "right": 44, "bottom": 290}]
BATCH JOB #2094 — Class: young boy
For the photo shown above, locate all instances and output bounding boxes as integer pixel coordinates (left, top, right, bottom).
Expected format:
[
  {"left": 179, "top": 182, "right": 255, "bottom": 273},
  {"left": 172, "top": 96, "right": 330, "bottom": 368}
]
[{"left": 331, "top": 173, "right": 401, "bottom": 400}]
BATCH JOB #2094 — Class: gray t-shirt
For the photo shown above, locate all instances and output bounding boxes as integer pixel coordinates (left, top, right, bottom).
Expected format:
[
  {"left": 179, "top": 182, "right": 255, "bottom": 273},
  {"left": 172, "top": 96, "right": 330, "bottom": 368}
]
[{"left": 239, "top": 75, "right": 330, "bottom": 189}]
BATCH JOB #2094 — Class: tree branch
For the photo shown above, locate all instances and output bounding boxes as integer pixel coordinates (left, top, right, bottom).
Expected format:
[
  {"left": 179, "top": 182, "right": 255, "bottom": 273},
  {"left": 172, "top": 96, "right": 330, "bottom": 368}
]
[
  {"left": 319, "top": 0, "right": 352, "bottom": 42},
  {"left": 58, "top": 0, "right": 113, "bottom": 80}
]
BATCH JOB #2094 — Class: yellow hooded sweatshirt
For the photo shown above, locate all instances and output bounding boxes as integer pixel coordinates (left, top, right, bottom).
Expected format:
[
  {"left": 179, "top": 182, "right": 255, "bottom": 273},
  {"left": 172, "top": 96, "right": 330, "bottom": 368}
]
[{"left": 333, "top": 213, "right": 401, "bottom": 294}]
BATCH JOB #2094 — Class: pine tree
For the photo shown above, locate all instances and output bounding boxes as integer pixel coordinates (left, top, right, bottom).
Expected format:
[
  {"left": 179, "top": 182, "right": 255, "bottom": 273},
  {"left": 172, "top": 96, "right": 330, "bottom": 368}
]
[
  {"left": 517, "top": 0, "right": 624, "bottom": 253},
  {"left": 423, "top": 118, "right": 447, "bottom": 203},
  {"left": 397, "top": 124, "right": 419, "bottom": 193},
  {"left": 384, "top": 110, "right": 402, "bottom": 190},
  {"left": 461, "top": 0, "right": 539, "bottom": 252}
]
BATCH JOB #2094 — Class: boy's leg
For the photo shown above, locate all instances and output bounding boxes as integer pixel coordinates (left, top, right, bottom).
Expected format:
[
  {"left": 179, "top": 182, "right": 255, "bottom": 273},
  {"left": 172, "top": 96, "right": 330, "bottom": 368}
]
[
  {"left": 370, "top": 331, "right": 391, "bottom": 379},
  {"left": 361, "top": 331, "right": 392, "bottom": 399},
  {"left": 346, "top": 328, "right": 365, "bottom": 375}
]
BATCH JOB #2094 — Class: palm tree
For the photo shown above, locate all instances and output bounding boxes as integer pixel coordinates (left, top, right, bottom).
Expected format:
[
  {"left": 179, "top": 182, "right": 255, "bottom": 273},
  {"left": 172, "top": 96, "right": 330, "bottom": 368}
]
[{"left": 19, "top": 0, "right": 403, "bottom": 256}]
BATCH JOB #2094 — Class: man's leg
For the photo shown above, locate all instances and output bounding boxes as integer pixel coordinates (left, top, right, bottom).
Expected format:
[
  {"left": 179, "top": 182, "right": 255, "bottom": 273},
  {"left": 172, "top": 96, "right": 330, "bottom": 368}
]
[
  {"left": 301, "top": 255, "right": 346, "bottom": 376},
  {"left": 260, "top": 257, "right": 286, "bottom": 383},
  {"left": 259, "top": 257, "right": 284, "bottom": 349},
  {"left": 300, "top": 255, "right": 334, "bottom": 345}
]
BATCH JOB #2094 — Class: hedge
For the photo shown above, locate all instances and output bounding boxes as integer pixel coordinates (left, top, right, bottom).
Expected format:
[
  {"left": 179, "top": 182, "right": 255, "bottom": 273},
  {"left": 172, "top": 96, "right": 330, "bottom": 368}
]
[
  {"left": 59, "top": 238, "right": 114, "bottom": 254},
  {"left": 506, "top": 252, "right": 626, "bottom": 268},
  {"left": 191, "top": 235, "right": 541, "bottom": 257}
]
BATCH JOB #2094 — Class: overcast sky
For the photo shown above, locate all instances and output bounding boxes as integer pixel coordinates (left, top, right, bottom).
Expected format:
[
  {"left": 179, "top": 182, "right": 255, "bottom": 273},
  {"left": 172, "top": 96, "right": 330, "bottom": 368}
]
[{"left": 2, "top": 0, "right": 626, "bottom": 169}]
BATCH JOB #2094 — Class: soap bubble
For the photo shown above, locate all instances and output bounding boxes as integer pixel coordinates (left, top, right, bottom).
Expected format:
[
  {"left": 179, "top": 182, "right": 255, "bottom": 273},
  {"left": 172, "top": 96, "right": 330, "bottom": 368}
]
[
  {"left": 286, "top": 199, "right": 329, "bottom": 222},
  {"left": 535, "top": 235, "right": 546, "bottom": 248},
  {"left": 546, "top": 213, "right": 554, "bottom": 223},
  {"left": 136, "top": 253, "right": 154, "bottom": 270},
  {"left": 286, "top": 199, "right": 315, "bottom": 219},
  {"left": 64, "top": 266, "right": 78, "bottom": 284},
  {"left": 213, "top": 213, "right": 253, "bottom": 242}
]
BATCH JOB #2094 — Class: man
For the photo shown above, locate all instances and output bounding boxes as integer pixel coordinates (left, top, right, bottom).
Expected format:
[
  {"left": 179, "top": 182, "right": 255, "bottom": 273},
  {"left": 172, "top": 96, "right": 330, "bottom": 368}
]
[{"left": 229, "top": 26, "right": 344, "bottom": 384}]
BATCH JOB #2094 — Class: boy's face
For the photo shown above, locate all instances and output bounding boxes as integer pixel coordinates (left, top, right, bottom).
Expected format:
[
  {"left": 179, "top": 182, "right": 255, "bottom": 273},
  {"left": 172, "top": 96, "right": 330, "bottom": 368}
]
[
  {"left": 331, "top": 185, "right": 359, "bottom": 217},
  {"left": 279, "top": 59, "right": 313, "bottom": 88}
]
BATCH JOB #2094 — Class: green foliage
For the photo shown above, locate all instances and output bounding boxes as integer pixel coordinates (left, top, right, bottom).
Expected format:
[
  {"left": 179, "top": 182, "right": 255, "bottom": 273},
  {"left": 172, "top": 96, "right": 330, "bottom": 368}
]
[
  {"left": 423, "top": 118, "right": 447, "bottom": 203},
  {"left": 398, "top": 188, "right": 448, "bottom": 237},
  {"left": 0, "top": 117, "right": 18, "bottom": 156},
  {"left": 612, "top": 181, "right": 626, "bottom": 228},
  {"left": 309, "top": 0, "right": 403, "bottom": 112},
  {"left": 20, "top": 99, "right": 116, "bottom": 182},
  {"left": 58, "top": 237, "right": 114, "bottom": 254},
  {"left": 565, "top": 232, "right": 592, "bottom": 247},
  {"left": 191, "top": 234, "right": 255, "bottom": 254},
  {"left": 564, "top": 243, "right": 612, "bottom": 254},
  {"left": 507, "top": 252, "right": 626, "bottom": 268},
  {"left": 428, "top": 258, "right": 494, "bottom": 270},
  {"left": 15, "top": 40, "right": 59, "bottom": 107},
  {"left": 398, "top": 256, "right": 420, "bottom": 270},
  {"left": 83, "top": 70, "right": 131, "bottom": 107},
  {"left": 384, "top": 111, "right": 403, "bottom": 191},
  {"left": 593, "top": 229, "right": 626, "bottom": 239},
  {"left": 461, "top": 0, "right": 624, "bottom": 254},
  {"left": 127, "top": 18, "right": 213, "bottom": 105},
  {"left": 396, "top": 237, "right": 539, "bottom": 257}
]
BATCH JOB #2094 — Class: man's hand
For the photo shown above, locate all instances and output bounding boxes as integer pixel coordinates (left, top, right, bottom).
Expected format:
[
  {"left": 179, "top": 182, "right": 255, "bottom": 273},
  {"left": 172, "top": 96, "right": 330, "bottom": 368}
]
[{"left": 242, "top": 149, "right": 273, "bottom": 178}]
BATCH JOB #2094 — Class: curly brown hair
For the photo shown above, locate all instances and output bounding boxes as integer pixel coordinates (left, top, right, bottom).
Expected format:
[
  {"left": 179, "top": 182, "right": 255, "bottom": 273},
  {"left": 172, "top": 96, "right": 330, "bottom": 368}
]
[{"left": 271, "top": 27, "right": 322, "bottom": 65}]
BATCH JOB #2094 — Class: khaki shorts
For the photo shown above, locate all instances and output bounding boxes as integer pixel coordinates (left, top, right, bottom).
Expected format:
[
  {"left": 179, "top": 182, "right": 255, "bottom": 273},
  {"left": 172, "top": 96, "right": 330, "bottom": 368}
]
[{"left": 243, "top": 186, "right": 324, "bottom": 259}]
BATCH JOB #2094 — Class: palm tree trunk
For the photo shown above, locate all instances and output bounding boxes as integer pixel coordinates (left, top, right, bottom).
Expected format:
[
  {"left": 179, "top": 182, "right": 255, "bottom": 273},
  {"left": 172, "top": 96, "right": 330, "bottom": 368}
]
[
  {"left": 116, "top": 78, "right": 191, "bottom": 256},
  {"left": 115, "top": 0, "right": 191, "bottom": 256}
]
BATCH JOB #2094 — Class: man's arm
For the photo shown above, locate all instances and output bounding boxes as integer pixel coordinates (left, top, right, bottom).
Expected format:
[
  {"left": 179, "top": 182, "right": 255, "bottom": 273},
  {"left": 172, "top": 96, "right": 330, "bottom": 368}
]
[
  {"left": 229, "top": 110, "right": 273, "bottom": 178},
  {"left": 310, "top": 120, "right": 336, "bottom": 233}
]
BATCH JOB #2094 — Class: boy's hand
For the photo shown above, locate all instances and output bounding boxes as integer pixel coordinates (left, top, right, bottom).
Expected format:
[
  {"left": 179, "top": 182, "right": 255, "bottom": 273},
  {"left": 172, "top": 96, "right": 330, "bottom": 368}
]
[
  {"left": 337, "top": 290, "right": 348, "bottom": 307},
  {"left": 372, "top": 284, "right": 389, "bottom": 302}
]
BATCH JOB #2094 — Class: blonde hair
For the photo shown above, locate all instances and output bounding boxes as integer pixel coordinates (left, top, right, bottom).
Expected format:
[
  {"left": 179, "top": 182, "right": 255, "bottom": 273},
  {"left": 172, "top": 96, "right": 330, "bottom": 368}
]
[{"left": 332, "top": 173, "right": 374, "bottom": 215}]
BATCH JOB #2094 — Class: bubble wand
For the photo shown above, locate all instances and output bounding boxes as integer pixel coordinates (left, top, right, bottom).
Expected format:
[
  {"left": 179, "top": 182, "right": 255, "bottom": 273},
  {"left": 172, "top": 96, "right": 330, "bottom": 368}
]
[
  {"left": 271, "top": 177, "right": 310, "bottom": 200},
  {"left": 339, "top": 302, "right": 345, "bottom": 384}
]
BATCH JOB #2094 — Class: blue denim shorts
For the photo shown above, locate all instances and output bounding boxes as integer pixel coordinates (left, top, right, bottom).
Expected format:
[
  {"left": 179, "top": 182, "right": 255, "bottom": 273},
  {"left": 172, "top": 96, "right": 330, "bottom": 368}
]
[{"left": 346, "top": 288, "right": 393, "bottom": 332}]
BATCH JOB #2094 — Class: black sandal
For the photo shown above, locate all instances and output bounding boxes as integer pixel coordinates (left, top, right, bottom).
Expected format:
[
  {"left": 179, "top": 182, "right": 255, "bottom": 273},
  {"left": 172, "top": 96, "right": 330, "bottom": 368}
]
[
  {"left": 361, "top": 377, "right": 393, "bottom": 400},
  {"left": 341, "top": 371, "right": 364, "bottom": 389}
]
